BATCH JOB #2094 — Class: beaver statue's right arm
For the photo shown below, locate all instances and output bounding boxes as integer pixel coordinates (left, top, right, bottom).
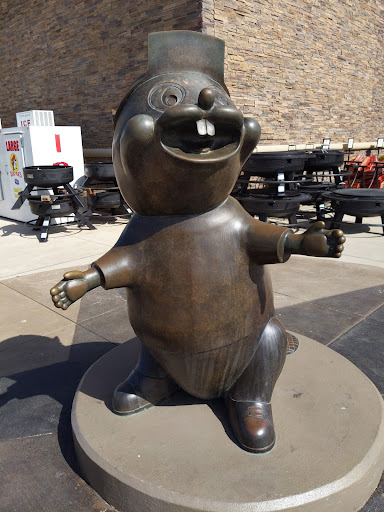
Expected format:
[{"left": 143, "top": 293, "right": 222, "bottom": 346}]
[
  {"left": 50, "top": 244, "right": 134, "bottom": 310},
  {"left": 50, "top": 267, "right": 102, "bottom": 310}
]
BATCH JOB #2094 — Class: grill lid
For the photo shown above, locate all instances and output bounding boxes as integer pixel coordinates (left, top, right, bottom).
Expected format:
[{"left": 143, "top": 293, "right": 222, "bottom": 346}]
[{"left": 330, "top": 189, "right": 384, "bottom": 199}]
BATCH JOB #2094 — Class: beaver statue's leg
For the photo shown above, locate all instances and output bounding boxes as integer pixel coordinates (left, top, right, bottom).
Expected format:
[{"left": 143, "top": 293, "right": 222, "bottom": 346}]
[
  {"left": 112, "top": 344, "right": 179, "bottom": 415},
  {"left": 226, "top": 317, "right": 287, "bottom": 453}
]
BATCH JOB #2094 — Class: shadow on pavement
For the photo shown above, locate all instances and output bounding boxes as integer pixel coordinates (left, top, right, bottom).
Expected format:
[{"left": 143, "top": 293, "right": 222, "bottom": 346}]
[{"left": 0, "top": 333, "right": 117, "bottom": 472}]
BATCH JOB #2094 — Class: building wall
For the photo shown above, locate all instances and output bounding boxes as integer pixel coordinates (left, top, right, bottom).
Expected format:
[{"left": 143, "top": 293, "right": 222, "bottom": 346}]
[
  {"left": 0, "top": 0, "right": 202, "bottom": 148},
  {"left": 1, "top": 1, "right": 383, "bottom": 148},
  {"left": 202, "top": 0, "right": 384, "bottom": 145}
]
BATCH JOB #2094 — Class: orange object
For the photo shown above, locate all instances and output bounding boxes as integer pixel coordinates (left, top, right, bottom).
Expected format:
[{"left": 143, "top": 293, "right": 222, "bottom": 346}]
[{"left": 345, "top": 154, "right": 384, "bottom": 189}]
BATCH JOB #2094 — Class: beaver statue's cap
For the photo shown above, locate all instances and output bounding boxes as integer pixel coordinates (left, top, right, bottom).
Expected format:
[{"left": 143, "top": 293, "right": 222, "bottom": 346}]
[
  {"left": 114, "top": 31, "right": 227, "bottom": 123},
  {"left": 146, "top": 31, "right": 226, "bottom": 88}
]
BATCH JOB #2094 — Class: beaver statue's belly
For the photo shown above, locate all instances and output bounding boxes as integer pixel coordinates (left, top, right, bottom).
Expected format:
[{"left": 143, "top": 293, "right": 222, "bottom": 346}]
[{"left": 117, "top": 201, "right": 276, "bottom": 398}]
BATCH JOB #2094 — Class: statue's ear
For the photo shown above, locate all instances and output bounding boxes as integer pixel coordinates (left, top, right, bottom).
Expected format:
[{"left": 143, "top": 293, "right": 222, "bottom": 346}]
[
  {"left": 240, "top": 118, "right": 261, "bottom": 166},
  {"left": 119, "top": 114, "right": 155, "bottom": 153},
  {"left": 113, "top": 115, "right": 155, "bottom": 178}
]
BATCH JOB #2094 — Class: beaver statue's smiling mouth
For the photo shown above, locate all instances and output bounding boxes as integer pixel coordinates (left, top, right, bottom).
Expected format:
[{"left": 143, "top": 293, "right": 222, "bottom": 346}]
[{"left": 158, "top": 105, "right": 243, "bottom": 162}]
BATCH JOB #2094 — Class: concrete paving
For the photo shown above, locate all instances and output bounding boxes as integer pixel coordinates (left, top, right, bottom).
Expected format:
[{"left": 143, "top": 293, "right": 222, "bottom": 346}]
[
  {"left": 0, "top": 216, "right": 130, "bottom": 280},
  {"left": 0, "top": 211, "right": 383, "bottom": 511}
]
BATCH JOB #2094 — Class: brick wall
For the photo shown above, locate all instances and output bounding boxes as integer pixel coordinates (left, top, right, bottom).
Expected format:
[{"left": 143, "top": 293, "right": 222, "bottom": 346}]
[
  {"left": 202, "top": 0, "right": 384, "bottom": 145},
  {"left": 0, "top": 0, "right": 202, "bottom": 147},
  {"left": 1, "top": 0, "right": 383, "bottom": 148}
]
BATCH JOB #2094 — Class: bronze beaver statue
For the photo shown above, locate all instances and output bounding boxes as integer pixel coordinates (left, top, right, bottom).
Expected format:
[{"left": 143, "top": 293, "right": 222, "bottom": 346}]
[{"left": 50, "top": 31, "right": 345, "bottom": 453}]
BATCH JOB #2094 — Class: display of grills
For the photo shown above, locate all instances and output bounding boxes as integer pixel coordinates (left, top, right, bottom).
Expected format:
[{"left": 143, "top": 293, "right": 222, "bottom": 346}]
[
  {"left": 10, "top": 149, "right": 383, "bottom": 240},
  {"left": 320, "top": 153, "right": 384, "bottom": 234},
  {"left": 12, "top": 165, "right": 95, "bottom": 242},
  {"left": 82, "top": 163, "right": 131, "bottom": 217},
  {"left": 232, "top": 149, "right": 364, "bottom": 228}
]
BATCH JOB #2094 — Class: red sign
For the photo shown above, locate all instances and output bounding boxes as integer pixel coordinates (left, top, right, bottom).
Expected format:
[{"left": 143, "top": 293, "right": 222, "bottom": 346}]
[
  {"left": 55, "top": 134, "right": 61, "bottom": 152},
  {"left": 6, "top": 140, "right": 19, "bottom": 152}
]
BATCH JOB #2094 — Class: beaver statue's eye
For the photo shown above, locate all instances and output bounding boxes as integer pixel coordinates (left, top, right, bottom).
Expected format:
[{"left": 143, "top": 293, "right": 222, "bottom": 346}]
[
  {"left": 148, "top": 83, "right": 185, "bottom": 112},
  {"left": 164, "top": 94, "right": 178, "bottom": 106}
]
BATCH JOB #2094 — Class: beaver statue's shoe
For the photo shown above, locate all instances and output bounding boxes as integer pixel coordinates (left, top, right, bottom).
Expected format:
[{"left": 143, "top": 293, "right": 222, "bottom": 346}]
[
  {"left": 226, "top": 396, "right": 275, "bottom": 453},
  {"left": 113, "top": 370, "right": 179, "bottom": 415}
]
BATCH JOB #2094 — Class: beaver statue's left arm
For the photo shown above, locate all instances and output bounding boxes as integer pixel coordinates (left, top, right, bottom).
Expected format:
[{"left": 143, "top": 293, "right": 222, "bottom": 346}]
[
  {"left": 246, "top": 220, "right": 345, "bottom": 265},
  {"left": 284, "top": 221, "right": 345, "bottom": 258}
]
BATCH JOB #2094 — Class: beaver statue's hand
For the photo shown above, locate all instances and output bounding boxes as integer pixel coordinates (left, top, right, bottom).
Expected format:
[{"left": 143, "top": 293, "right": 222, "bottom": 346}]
[
  {"left": 286, "top": 221, "right": 346, "bottom": 258},
  {"left": 50, "top": 268, "right": 101, "bottom": 309}
]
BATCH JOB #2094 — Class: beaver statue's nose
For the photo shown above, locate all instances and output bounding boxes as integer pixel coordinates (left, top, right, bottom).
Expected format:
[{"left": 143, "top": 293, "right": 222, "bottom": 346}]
[{"left": 198, "top": 88, "right": 215, "bottom": 110}]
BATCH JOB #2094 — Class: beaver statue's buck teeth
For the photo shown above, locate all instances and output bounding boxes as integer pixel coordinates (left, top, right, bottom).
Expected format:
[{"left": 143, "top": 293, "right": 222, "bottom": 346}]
[
  {"left": 207, "top": 120, "right": 215, "bottom": 136},
  {"left": 196, "top": 120, "right": 215, "bottom": 136}
]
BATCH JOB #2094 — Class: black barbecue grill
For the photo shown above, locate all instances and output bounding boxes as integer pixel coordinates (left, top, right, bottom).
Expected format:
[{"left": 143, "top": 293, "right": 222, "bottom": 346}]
[
  {"left": 12, "top": 165, "right": 95, "bottom": 242},
  {"left": 233, "top": 151, "right": 312, "bottom": 224},
  {"left": 323, "top": 188, "right": 384, "bottom": 234},
  {"left": 297, "top": 149, "right": 347, "bottom": 220},
  {"left": 82, "top": 163, "right": 131, "bottom": 217},
  {"left": 304, "top": 149, "right": 345, "bottom": 174}
]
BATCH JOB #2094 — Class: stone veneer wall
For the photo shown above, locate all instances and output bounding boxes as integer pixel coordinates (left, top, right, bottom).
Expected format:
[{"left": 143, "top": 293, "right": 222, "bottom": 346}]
[
  {"left": 0, "top": 0, "right": 202, "bottom": 147},
  {"left": 1, "top": 0, "right": 383, "bottom": 147},
  {"left": 201, "top": 0, "right": 384, "bottom": 144}
]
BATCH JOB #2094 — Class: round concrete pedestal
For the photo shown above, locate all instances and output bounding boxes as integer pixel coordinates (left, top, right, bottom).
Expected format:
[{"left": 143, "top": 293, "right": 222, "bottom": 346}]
[{"left": 72, "top": 335, "right": 384, "bottom": 512}]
